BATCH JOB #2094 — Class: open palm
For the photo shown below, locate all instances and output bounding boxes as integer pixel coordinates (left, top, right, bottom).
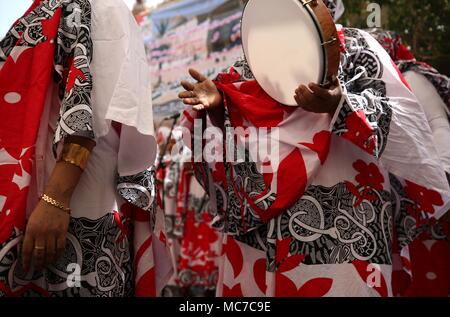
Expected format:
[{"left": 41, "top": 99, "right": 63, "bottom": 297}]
[{"left": 178, "top": 68, "right": 222, "bottom": 111}]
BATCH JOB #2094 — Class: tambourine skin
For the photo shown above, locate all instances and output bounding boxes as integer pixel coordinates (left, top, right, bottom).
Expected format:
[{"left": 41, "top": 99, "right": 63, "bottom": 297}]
[{"left": 241, "top": 0, "right": 341, "bottom": 106}]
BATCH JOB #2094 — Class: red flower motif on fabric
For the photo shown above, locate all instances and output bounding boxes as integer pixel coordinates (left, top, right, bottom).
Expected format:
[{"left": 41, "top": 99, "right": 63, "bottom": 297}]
[
  {"left": 296, "top": 278, "right": 333, "bottom": 297},
  {"left": 275, "top": 273, "right": 333, "bottom": 297},
  {"left": 275, "top": 237, "right": 305, "bottom": 273},
  {"left": 353, "top": 160, "right": 384, "bottom": 191},
  {"left": 342, "top": 111, "right": 376, "bottom": 154},
  {"left": 404, "top": 180, "right": 444, "bottom": 216},
  {"left": 346, "top": 160, "right": 384, "bottom": 207}
]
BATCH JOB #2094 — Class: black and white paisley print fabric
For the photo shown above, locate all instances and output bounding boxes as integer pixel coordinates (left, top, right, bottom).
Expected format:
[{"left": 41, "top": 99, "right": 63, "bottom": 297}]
[
  {"left": 117, "top": 168, "right": 157, "bottom": 212},
  {"left": 333, "top": 28, "right": 393, "bottom": 158},
  {"left": 0, "top": 214, "right": 133, "bottom": 297}
]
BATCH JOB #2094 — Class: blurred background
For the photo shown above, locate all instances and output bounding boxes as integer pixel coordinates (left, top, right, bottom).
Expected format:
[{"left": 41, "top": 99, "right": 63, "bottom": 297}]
[
  {"left": 1, "top": 0, "right": 449, "bottom": 122},
  {"left": 343, "top": 0, "right": 450, "bottom": 76}
]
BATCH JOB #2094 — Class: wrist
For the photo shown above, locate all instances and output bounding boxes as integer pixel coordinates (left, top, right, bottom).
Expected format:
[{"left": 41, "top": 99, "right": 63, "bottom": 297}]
[
  {"left": 43, "top": 187, "right": 72, "bottom": 206},
  {"left": 40, "top": 193, "right": 71, "bottom": 215}
]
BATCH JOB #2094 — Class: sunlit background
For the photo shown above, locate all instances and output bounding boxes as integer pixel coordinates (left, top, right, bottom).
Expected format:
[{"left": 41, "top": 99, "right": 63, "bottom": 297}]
[{"left": 0, "top": 0, "right": 164, "bottom": 37}]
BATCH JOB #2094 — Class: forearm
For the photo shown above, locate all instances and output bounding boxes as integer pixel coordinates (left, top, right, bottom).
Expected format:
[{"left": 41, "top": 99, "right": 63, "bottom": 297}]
[{"left": 44, "top": 136, "right": 95, "bottom": 206}]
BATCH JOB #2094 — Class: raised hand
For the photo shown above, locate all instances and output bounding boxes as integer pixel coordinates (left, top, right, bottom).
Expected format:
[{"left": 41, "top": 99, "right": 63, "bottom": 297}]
[{"left": 178, "top": 68, "right": 223, "bottom": 111}]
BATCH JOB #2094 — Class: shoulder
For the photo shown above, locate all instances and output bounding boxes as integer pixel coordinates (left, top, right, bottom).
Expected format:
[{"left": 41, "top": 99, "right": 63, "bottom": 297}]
[
  {"left": 91, "top": 0, "right": 130, "bottom": 13},
  {"left": 91, "top": 0, "right": 133, "bottom": 25},
  {"left": 91, "top": 0, "right": 136, "bottom": 40}
]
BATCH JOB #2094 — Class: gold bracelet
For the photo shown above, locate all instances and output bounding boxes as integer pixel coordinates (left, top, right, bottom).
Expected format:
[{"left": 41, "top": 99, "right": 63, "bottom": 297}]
[
  {"left": 59, "top": 143, "right": 91, "bottom": 171},
  {"left": 41, "top": 194, "right": 71, "bottom": 214}
]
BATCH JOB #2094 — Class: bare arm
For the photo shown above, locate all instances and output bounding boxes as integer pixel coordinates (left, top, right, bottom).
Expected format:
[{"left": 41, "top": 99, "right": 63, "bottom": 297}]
[{"left": 22, "top": 136, "right": 95, "bottom": 271}]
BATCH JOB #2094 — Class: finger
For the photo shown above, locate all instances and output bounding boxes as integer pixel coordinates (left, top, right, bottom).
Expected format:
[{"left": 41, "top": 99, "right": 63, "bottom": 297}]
[
  {"left": 300, "top": 86, "right": 316, "bottom": 104},
  {"left": 178, "top": 91, "right": 196, "bottom": 99},
  {"left": 296, "top": 84, "right": 313, "bottom": 94},
  {"left": 308, "top": 83, "right": 331, "bottom": 99},
  {"left": 22, "top": 232, "right": 34, "bottom": 272},
  {"left": 294, "top": 94, "right": 314, "bottom": 111},
  {"left": 182, "top": 97, "right": 201, "bottom": 105},
  {"left": 56, "top": 237, "right": 66, "bottom": 260},
  {"left": 294, "top": 88, "right": 306, "bottom": 107},
  {"left": 181, "top": 80, "right": 195, "bottom": 91},
  {"left": 45, "top": 235, "right": 57, "bottom": 265},
  {"left": 294, "top": 85, "right": 306, "bottom": 96},
  {"left": 296, "top": 86, "right": 315, "bottom": 105},
  {"left": 188, "top": 68, "right": 207, "bottom": 83},
  {"left": 193, "top": 104, "right": 205, "bottom": 111},
  {"left": 294, "top": 93, "right": 303, "bottom": 107},
  {"left": 33, "top": 238, "right": 46, "bottom": 271}
]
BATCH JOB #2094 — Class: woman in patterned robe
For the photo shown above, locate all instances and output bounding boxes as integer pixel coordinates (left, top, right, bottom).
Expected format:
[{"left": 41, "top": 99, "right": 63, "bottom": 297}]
[
  {"left": 174, "top": 141, "right": 222, "bottom": 297},
  {"left": 367, "top": 28, "right": 450, "bottom": 297},
  {"left": 161, "top": 130, "right": 222, "bottom": 297},
  {"left": 0, "top": 0, "right": 171, "bottom": 296},
  {"left": 177, "top": 4, "right": 450, "bottom": 296}
]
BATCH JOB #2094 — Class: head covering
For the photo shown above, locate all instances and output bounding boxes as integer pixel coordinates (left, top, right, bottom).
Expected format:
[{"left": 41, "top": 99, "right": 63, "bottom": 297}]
[{"left": 367, "top": 28, "right": 450, "bottom": 114}]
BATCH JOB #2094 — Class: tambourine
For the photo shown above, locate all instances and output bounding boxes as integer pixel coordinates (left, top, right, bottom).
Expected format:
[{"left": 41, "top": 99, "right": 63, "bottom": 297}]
[{"left": 241, "top": 0, "right": 341, "bottom": 106}]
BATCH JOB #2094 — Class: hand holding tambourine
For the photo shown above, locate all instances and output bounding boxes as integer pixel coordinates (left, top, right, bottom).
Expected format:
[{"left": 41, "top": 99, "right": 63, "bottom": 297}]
[
  {"left": 179, "top": 68, "right": 341, "bottom": 115},
  {"left": 180, "top": 0, "right": 342, "bottom": 115}
]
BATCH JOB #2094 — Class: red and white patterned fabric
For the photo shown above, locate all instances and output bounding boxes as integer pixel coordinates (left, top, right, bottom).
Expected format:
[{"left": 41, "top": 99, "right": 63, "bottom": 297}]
[
  {"left": 180, "top": 26, "right": 450, "bottom": 297},
  {"left": 367, "top": 28, "right": 450, "bottom": 297},
  {"left": 367, "top": 28, "right": 450, "bottom": 115},
  {"left": 158, "top": 134, "right": 222, "bottom": 296},
  {"left": 175, "top": 165, "right": 222, "bottom": 295},
  {"left": 0, "top": 0, "right": 170, "bottom": 297}
]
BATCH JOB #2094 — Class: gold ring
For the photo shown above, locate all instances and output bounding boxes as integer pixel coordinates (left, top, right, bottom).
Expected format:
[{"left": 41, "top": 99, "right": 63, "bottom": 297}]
[{"left": 191, "top": 91, "right": 195, "bottom": 98}]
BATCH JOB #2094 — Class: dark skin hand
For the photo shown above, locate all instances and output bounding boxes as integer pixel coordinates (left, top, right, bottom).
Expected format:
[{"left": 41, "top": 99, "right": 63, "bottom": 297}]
[
  {"left": 22, "top": 136, "right": 95, "bottom": 272},
  {"left": 179, "top": 68, "right": 223, "bottom": 111},
  {"left": 294, "top": 79, "right": 342, "bottom": 115},
  {"left": 179, "top": 68, "right": 342, "bottom": 117},
  {"left": 179, "top": 69, "right": 450, "bottom": 222},
  {"left": 179, "top": 68, "right": 225, "bottom": 127}
]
